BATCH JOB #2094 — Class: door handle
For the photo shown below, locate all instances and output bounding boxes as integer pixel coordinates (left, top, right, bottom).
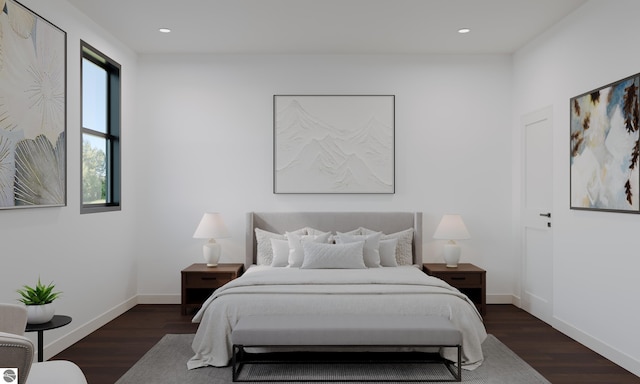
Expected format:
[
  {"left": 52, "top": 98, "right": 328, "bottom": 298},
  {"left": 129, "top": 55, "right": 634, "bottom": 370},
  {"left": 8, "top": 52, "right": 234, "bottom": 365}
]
[{"left": 539, "top": 213, "right": 551, "bottom": 218}]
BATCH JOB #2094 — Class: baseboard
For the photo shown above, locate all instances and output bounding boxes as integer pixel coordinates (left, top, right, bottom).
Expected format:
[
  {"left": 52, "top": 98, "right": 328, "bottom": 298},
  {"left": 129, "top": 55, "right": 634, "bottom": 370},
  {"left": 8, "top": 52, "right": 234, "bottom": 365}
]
[
  {"left": 54, "top": 293, "right": 640, "bottom": 377},
  {"left": 42, "top": 295, "right": 138, "bottom": 360},
  {"left": 553, "top": 316, "right": 640, "bottom": 377},
  {"left": 512, "top": 302, "right": 640, "bottom": 377},
  {"left": 137, "top": 294, "right": 181, "bottom": 304},
  {"left": 40, "top": 294, "right": 179, "bottom": 360},
  {"left": 39, "top": 293, "right": 518, "bottom": 360}
]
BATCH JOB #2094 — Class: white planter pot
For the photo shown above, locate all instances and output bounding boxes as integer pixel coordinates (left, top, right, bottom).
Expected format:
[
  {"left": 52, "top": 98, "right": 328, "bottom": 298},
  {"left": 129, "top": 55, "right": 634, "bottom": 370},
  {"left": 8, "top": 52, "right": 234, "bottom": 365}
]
[{"left": 26, "top": 303, "right": 55, "bottom": 324}]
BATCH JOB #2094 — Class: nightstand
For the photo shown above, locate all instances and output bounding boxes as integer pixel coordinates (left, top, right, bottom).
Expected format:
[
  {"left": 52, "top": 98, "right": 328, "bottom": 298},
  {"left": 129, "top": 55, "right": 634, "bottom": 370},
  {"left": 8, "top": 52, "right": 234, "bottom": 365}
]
[
  {"left": 423, "top": 263, "right": 486, "bottom": 316},
  {"left": 181, "top": 263, "right": 244, "bottom": 315}
]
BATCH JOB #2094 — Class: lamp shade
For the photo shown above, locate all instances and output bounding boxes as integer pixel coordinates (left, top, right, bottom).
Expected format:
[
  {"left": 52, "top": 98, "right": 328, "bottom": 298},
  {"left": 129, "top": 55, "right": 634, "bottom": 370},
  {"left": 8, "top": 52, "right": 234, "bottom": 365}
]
[
  {"left": 193, "top": 212, "right": 230, "bottom": 239},
  {"left": 433, "top": 214, "right": 470, "bottom": 240}
]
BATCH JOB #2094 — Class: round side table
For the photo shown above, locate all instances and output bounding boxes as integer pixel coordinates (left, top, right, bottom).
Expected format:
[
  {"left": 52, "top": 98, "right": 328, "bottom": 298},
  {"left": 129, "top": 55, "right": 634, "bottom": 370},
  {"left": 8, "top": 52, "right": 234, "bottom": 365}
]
[{"left": 25, "top": 315, "right": 72, "bottom": 362}]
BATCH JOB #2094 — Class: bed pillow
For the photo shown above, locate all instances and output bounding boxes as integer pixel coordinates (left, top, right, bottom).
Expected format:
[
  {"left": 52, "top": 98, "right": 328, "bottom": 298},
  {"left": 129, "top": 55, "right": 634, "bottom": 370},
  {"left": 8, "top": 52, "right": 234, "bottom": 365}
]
[
  {"left": 334, "top": 232, "right": 382, "bottom": 268},
  {"left": 286, "top": 232, "right": 332, "bottom": 267},
  {"left": 336, "top": 228, "right": 362, "bottom": 236},
  {"left": 305, "top": 227, "right": 332, "bottom": 236},
  {"left": 255, "top": 227, "right": 306, "bottom": 265},
  {"left": 379, "top": 238, "right": 398, "bottom": 267},
  {"left": 361, "top": 227, "right": 413, "bottom": 265},
  {"left": 304, "top": 227, "right": 334, "bottom": 243},
  {"left": 255, "top": 228, "right": 285, "bottom": 265},
  {"left": 300, "top": 241, "right": 366, "bottom": 269},
  {"left": 270, "top": 238, "right": 291, "bottom": 267}
]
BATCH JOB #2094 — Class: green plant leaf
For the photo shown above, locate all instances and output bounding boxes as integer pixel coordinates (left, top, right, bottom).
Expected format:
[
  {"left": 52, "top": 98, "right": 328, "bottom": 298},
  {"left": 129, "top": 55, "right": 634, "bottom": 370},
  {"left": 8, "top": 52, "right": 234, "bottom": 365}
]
[{"left": 16, "top": 278, "right": 62, "bottom": 305}]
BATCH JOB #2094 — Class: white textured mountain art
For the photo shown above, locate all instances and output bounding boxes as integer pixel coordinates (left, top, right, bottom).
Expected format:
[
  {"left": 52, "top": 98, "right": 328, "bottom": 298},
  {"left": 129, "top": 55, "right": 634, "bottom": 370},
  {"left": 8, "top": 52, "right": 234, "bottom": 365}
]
[{"left": 274, "top": 95, "right": 394, "bottom": 193}]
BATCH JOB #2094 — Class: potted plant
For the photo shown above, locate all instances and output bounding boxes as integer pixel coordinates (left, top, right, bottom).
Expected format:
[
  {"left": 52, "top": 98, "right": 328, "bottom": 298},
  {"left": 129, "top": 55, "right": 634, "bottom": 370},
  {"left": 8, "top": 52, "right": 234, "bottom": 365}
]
[{"left": 17, "top": 278, "right": 62, "bottom": 324}]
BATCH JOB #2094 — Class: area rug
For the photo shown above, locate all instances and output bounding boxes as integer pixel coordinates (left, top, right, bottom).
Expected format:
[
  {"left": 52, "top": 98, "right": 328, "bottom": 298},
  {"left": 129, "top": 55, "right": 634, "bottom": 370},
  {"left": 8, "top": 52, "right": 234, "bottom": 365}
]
[{"left": 115, "top": 334, "right": 550, "bottom": 384}]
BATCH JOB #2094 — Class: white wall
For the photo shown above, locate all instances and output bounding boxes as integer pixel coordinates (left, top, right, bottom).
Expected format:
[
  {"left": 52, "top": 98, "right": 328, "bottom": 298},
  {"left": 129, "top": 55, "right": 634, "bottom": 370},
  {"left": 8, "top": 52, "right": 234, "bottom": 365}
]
[
  {"left": 134, "top": 54, "right": 516, "bottom": 303},
  {"left": 513, "top": 0, "right": 640, "bottom": 376},
  {"left": 1, "top": 0, "right": 516, "bottom": 363},
  {"left": 17, "top": 0, "right": 640, "bottom": 374},
  {"left": 0, "top": 0, "right": 138, "bottom": 358}
]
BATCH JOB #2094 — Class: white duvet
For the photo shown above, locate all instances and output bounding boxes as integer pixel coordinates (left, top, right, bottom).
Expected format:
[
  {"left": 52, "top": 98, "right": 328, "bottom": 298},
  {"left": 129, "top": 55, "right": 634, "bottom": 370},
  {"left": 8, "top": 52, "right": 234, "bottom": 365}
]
[{"left": 187, "top": 265, "right": 487, "bottom": 369}]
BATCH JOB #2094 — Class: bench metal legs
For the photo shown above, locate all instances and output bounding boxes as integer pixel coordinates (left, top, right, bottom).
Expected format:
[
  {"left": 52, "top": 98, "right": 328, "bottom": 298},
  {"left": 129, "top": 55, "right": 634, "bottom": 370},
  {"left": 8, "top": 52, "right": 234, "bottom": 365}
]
[
  {"left": 232, "top": 345, "right": 243, "bottom": 381},
  {"left": 232, "top": 344, "right": 462, "bottom": 382},
  {"left": 449, "top": 345, "right": 462, "bottom": 382}
]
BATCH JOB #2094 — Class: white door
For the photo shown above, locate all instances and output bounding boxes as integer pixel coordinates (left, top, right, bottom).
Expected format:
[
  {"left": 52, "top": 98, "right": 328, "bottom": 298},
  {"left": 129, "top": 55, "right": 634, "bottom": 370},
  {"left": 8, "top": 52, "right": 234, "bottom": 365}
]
[{"left": 521, "top": 107, "right": 553, "bottom": 323}]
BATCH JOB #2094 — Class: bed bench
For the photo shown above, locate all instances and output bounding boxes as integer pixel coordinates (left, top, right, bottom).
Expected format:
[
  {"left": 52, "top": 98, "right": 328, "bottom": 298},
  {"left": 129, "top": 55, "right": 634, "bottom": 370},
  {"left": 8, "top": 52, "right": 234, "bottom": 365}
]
[{"left": 231, "top": 314, "right": 462, "bottom": 382}]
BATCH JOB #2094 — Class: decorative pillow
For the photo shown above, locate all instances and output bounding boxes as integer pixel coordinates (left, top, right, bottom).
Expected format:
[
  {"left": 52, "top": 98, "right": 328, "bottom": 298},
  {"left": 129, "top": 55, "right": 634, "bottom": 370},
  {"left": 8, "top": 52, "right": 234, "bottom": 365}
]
[
  {"left": 361, "top": 227, "right": 413, "bottom": 265},
  {"left": 300, "top": 241, "right": 366, "bottom": 269},
  {"left": 379, "top": 238, "right": 398, "bottom": 267},
  {"left": 286, "top": 232, "right": 332, "bottom": 267},
  {"left": 255, "top": 228, "right": 284, "bottom": 265},
  {"left": 305, "top": 227, "right": 331, "bottom": 236},
  {"left": 255, "top": 227, "right": 305, "bottom": 265},
  {"left": 335, "top": 232, "right": 382, "bottom": 268},
  {"left": 270, "top": 238, "right": 291, "bottom": 267},
  {"left": 336, "top": 228, "right": 362, "bottom": 236},
  {"left": 305, "top": 227, "right": 334, "bottom": 243}
]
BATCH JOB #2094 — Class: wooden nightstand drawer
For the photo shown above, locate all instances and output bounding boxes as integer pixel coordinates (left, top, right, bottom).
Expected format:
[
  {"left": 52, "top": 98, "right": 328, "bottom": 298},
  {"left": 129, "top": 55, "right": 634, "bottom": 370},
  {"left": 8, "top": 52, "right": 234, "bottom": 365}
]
[
  {"left": 437, "top": 273, "right": 482, "bottom": 286},
  {"left": 185, "top": 273, "right": 231, "bottom": 288}
]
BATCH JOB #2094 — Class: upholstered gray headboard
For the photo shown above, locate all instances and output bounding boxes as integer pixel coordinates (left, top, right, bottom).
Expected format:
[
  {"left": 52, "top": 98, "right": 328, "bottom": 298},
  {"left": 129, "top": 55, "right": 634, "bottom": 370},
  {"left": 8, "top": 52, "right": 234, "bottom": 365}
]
[{"left": 245, "top": 212, "right": 423, "bottom": 269}]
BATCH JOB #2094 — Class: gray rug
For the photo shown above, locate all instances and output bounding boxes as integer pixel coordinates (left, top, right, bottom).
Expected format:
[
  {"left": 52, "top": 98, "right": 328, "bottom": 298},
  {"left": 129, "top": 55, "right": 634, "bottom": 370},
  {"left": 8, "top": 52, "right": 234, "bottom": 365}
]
[{"left": 115, "top": 334, "right": 550, "bottom": 384}]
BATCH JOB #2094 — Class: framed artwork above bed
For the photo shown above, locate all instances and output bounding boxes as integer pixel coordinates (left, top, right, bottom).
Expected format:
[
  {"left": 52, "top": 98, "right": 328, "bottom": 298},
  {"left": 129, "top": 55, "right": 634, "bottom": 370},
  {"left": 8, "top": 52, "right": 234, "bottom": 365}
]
[
  {"left": 273, "top": 95, "right": 395, "bottom": 194},
  {"left": 570, "top": 74, "right": 640, "bottom": 213}
]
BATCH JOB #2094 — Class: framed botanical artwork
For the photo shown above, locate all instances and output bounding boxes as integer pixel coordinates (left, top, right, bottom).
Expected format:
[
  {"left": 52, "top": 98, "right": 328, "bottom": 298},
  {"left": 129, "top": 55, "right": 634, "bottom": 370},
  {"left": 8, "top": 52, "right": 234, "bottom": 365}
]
[
  {"left": 0, "top": 0, "right": 67, "bottom": 209},
  {"left": 273, "top": 95, "right": 395, "bottom": 194},
  {"left": 570, "top": 74, "right": 640, "bottom": 213}
]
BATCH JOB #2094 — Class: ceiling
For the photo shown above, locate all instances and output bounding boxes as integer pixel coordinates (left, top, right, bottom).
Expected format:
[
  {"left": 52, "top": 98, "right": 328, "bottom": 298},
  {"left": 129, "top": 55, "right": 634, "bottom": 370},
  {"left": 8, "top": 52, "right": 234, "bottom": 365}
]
[{"left": 66, "top": 0, "right": 587, "bottom": 55}]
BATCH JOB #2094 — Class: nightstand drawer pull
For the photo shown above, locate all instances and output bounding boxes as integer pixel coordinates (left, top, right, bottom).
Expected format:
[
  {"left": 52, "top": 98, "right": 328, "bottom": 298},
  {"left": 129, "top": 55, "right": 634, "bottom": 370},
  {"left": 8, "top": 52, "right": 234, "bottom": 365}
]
[
  {"left": 440, "top": 274, "right": 482, "bottom": 285},
  {"left": 200, "top": 277, "right": 218, "bottom": 281}
]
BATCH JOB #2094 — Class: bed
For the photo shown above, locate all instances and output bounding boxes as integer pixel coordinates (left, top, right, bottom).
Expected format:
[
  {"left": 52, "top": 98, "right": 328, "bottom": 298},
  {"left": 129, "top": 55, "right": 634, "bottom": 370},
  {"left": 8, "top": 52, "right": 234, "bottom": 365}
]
[{"left": 187, "top": 212, "right": 487, "bottom": 370}]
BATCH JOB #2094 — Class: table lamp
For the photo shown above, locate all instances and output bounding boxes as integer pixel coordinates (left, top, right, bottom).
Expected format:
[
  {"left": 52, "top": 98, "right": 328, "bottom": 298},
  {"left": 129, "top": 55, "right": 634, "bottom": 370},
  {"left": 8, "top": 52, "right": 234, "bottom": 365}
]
[
  {"left": 433, "top": 214, "right": 470, "bottom": 268},
  {"left": 193, "top": 212, "right": 230, "bottom": 267}
]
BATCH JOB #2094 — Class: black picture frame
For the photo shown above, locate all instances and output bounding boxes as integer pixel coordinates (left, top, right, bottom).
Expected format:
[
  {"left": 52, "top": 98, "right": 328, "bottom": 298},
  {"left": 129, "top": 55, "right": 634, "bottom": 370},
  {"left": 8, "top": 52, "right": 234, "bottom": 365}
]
[{"left": 570, "top": 74, "right": 640, "bottom": 213}]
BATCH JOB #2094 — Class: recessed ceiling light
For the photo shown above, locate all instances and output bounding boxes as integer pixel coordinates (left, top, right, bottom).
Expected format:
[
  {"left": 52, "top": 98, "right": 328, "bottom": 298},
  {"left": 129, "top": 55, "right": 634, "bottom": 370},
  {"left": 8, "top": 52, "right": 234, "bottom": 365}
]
[
  {"left": 458, "top": 28, "right": 471, "bottom": 34},
  {"left": 159, "top": 28, "right": 171, "bottom": 33}
]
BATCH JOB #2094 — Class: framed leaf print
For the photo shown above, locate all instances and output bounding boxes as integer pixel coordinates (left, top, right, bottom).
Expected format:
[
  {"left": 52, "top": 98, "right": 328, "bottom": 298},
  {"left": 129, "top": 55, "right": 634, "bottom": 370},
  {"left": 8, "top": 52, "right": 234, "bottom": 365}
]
[{"left": 0, "top": 1, "right": 67, "bottom": 209}]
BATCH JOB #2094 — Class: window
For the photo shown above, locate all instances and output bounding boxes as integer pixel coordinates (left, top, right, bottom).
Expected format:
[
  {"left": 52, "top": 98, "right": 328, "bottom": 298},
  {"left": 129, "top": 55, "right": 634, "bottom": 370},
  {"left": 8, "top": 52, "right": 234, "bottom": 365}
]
[{"left": 81, "top": 41, "right": 121, "bottom": 213}]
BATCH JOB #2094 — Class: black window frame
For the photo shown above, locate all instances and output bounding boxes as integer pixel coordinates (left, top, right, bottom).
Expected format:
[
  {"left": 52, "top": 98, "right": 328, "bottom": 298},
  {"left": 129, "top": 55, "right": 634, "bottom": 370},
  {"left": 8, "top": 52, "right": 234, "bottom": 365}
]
[{"left": 80, "top": 40, "right": 121, "bottom": 214}]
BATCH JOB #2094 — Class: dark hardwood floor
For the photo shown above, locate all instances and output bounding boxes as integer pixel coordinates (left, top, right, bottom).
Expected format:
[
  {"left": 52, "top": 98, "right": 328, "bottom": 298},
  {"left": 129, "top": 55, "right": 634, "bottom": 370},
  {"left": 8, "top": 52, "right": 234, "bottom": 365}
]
[{"left": 53, "top": 304, "right": 640, "bottom": 384}]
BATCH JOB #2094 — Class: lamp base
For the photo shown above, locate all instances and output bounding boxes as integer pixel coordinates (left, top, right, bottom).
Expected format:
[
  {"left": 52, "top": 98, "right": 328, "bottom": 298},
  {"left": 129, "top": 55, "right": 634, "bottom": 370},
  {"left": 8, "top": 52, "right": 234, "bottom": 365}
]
[
  {"left": 203, "top": 241, "right": 221, "bottom": 267},
  {"left": 443, "top": 242, "right": 461, "bottom": 268}
]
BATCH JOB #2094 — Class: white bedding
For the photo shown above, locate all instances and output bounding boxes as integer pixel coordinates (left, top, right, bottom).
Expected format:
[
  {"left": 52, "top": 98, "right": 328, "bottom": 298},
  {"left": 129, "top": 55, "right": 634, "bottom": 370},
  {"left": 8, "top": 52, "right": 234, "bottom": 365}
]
[{"left": 187, "top": 265, "right": 487, "bottom": 369}]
